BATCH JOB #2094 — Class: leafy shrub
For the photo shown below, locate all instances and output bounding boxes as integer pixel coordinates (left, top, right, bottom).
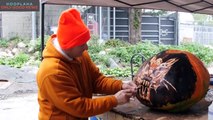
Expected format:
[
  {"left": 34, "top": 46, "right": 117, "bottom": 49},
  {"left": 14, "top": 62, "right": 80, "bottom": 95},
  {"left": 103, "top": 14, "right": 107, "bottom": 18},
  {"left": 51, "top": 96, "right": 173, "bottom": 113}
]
[
  {"left": 88, "top": 35, "right": 99, "bottom": 45},
  {"left": 90, "top": 54, "right": 111, "bottom": 67},
  {"left": 102, "top": 67, "right": 139, "bottom": 77},
  {"left": 102, "top": 67, "right": 131, "bottom": 77},
  {"left": 176, "top": 43, "right": 213, "bottom": 65},
  {"left": 88, "top": 44, "right": 104, "bottom": 54},
  {"left": 88, "top": 35, "right": 104, "bottom": 54},
  {"left": 108, "top": 42, "right": 159, "bottom": 67},
  {"left": 9, "top": 36, "right": 24, "bottom": 42},
  {"left": 104, "top": 39, "right": 130, "bottom": 48},
  {"left": 1, "top": 35, "right": 213, "bottom": 77},
  {"left": 29, "top": 35, "right": 50, "bottom": 60},
  {"left": 34, "top": 35, "right": 50, "bottom": 52},
  {"left": 0, "top": 53, "right": 30, "bottom": 68},
  {"left": 93, "top": 41, "right": 213, "bottom": 77},
  {"left": 88, "top": 35, "right": 111, "bottom": 66},
  {"left": 0, "top": 38, "right": 9, "bottom": 48}
]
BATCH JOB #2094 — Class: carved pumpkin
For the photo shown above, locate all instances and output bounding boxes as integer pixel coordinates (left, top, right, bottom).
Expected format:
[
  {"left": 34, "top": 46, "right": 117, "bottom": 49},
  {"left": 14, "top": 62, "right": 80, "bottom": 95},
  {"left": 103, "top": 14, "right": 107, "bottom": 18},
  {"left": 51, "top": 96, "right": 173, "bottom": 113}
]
[{"left": 133, "top": 49, "right": 210, "bottom": 112}]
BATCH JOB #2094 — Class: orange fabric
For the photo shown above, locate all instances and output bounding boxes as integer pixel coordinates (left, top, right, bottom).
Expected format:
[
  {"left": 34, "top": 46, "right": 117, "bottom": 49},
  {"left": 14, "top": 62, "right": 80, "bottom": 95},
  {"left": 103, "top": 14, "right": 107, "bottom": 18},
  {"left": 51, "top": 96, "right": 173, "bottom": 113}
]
[
  {"left": 57, "top": 8, "right": 90, "bottom": 50},
  {"left": 37, "top": 35, "right": 122, "bottom": 120}
]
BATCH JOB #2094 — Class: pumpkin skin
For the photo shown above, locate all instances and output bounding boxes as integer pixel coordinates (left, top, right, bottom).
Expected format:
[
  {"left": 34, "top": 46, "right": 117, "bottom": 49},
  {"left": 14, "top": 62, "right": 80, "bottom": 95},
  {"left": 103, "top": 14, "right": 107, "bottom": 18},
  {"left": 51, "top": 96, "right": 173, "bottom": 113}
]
[{"left": 133, "top": 49, "right": 210, "bottom": 112}]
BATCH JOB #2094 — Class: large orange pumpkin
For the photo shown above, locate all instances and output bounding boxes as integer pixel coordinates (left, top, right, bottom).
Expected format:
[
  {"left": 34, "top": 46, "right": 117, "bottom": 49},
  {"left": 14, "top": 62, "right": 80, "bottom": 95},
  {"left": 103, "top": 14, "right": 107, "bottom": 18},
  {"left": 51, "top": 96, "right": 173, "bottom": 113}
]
[{"left": 133, "top": 49, "right": 210, "bottom": 112}]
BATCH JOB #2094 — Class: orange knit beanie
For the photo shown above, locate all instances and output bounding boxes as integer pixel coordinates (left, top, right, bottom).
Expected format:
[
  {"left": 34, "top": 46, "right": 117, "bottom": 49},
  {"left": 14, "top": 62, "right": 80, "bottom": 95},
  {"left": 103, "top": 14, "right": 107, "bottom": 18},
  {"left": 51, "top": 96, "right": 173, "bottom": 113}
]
[{"left": 57, "top": 8, "right": 90, "bottom": 50}]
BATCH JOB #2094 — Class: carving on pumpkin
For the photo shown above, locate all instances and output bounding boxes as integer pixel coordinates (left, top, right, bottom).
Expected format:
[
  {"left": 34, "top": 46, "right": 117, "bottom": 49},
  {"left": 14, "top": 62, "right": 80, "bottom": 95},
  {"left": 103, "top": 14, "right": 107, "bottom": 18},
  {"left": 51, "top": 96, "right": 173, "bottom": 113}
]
[
  {"left": 133, "top": 50, "right": 210, "bottom": 112},
  {"left": 135, "top": 56, "right": 179, "bottom": 103}
]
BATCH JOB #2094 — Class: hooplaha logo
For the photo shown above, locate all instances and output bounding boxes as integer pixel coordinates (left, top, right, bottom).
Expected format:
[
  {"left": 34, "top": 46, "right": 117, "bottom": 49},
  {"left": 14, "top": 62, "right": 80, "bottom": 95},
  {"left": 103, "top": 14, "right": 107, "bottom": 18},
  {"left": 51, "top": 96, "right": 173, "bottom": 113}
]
[{"left": 0, "top": 0, "right": 39, "bottom": 11}]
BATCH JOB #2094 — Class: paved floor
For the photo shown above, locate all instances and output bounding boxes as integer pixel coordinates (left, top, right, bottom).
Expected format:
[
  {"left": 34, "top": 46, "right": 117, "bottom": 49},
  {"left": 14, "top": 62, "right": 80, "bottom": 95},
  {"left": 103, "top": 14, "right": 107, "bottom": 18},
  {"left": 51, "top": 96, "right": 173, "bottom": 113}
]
[
  {"left": 0, "top": 65, "right": 38, "bottom": 120},
  {"left": 0, "top": 93, "right": 38, "bottom": 120}
]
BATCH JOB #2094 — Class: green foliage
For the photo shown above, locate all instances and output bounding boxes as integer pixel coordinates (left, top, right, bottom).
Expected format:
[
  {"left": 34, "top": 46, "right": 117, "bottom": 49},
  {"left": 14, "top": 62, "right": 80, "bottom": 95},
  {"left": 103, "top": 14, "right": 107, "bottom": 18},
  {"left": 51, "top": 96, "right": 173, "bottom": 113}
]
[
  {"left": 102, "top": 68, "right": 131, "bottom": 77},
  {"left": 108, "top": 42, "right": 159, "bottom": 67},
  {"left": 0, "top": 38, "right": 9, "bottom": 48},
  {"left": 176, "top": 43, "right": 213, "bottom": 65},
  {"left": 9, "top": 36, "right": 24, "bottom": 42},
  {"left": 108, "top": 47, "right": 131, "bottom": 64},
  {"left": 133, "top": 42, "right": 159, "bottom": 59},
  {"left": 31, "top": 35, "right": 50, "bottom": 60},
  {"left": 88, "top": 35, "right": 104, "bottom": 54},
  {"left": 88, "top": 35, "right": 111, "bottom": 67},
  {"left": 0, "top": 34, "right": 212, "bottom": 77},
  {"left": 0, "top": 53, "right": 30, "bottom": 68},
  {"left": 0, "top": 36, "right": 50, "bottom": 68},
  {"left": 88, "top": 44, "right": 104, "bottom": 54},
  {"left": 90, "top": 54, "right": 110, "bottom": 68},
  {"left": 0, "top": 36, "right": 26, "bottom": 48},
  {"left": 34, "top": 35, "right": 50, "bottom": 52},
  {"left": 89, "top": 40, "right": 213, "bottom": 77},
  {"left": 102, "top": 67, "right": 139, "bottom": 77},
  {"left": 104, "top": 39, "right": 130, "bottom": 48},
  {"left": 88, "top": 35, "right": 99, "bottom": 45}
]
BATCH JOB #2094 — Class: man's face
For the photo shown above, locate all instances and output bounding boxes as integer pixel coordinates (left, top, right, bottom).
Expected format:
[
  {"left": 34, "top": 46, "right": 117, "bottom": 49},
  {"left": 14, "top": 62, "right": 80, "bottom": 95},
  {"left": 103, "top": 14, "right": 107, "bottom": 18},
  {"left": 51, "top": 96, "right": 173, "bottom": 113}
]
[{"left": 64, "top": 43, "right": 88, "bottom": 58}]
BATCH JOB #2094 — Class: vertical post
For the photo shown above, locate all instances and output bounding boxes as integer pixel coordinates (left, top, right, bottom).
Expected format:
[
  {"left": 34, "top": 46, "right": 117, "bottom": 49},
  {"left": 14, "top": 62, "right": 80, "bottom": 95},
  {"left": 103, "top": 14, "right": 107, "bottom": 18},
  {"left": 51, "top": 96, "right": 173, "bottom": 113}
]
[
  {"left": 158, "top": 16, "right": 161, "bottom": 44},
  {"left": 95, "top": 6, "right": 98, "bottom": 21},
  {"left": 31, "top": 11, "right": 36, "bottom": 41},
  {"left": 176, "top": 11, "right": 179, "bottom": 45},
  {"left": 107, "top": 7, "right": 110, "bottom": 39},
  {"left": 113, "top": 7, "right": 115, "bottom": 39},
  {"left": 40, "top": 2, "right": 45, "bottom": 60},
  {"left": 0, "top": 13, "right": 2, "bottom": 38},
  {"left": 99, "top": 7, "right": 102, "bottom": 40}
]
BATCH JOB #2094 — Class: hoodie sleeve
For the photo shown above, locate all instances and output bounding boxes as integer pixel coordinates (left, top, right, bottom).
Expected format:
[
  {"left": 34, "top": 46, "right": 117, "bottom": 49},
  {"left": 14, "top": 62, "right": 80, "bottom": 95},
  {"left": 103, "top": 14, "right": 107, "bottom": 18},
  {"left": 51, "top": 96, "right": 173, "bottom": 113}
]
[
  {"left": 84, "top": 51, "right": 123, "bottom": 94},
  {"left": 41, "top": 75, "right": 118, "bottom": 118}
]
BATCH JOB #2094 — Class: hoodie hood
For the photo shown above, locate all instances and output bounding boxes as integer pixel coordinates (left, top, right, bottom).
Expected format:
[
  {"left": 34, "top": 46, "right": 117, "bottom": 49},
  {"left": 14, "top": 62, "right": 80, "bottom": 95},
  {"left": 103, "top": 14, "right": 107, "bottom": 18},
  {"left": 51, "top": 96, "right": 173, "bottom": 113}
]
[{"left": 42, "top": 34, "right": 72, "bottom": 62}]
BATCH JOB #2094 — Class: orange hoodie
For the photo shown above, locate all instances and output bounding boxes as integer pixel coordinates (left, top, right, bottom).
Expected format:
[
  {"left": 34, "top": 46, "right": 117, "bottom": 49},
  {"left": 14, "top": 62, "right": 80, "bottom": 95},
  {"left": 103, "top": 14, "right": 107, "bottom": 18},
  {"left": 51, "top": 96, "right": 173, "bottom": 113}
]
[{"left": 36, "top": 35, "right": 123, "bottom": 120}]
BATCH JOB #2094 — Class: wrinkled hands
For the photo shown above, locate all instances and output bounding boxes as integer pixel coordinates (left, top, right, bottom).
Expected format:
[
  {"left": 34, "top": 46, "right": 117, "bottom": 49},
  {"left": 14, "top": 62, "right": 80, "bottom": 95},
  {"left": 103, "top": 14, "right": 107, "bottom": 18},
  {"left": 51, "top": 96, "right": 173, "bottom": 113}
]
[
  {"left": 114, "top": 81, "right": 137, "bottom": 105},
  {"left": 122, "top": 81, "right": 137, "bottom": 93}
]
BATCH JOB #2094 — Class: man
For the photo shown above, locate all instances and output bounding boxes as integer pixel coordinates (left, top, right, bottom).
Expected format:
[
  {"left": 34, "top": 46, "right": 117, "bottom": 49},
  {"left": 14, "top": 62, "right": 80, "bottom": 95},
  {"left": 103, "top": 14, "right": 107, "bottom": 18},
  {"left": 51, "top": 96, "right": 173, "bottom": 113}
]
[{"left": 37, "top": 8, "right": 136, "bottom": 120}]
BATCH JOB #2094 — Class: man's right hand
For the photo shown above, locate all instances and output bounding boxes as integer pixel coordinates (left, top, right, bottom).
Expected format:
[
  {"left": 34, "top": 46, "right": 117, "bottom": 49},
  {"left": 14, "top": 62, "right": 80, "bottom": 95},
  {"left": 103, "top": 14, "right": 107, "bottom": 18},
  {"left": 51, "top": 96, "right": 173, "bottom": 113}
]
[{"left": 114, "top": 89, "right": 133, "bottom": 105}]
